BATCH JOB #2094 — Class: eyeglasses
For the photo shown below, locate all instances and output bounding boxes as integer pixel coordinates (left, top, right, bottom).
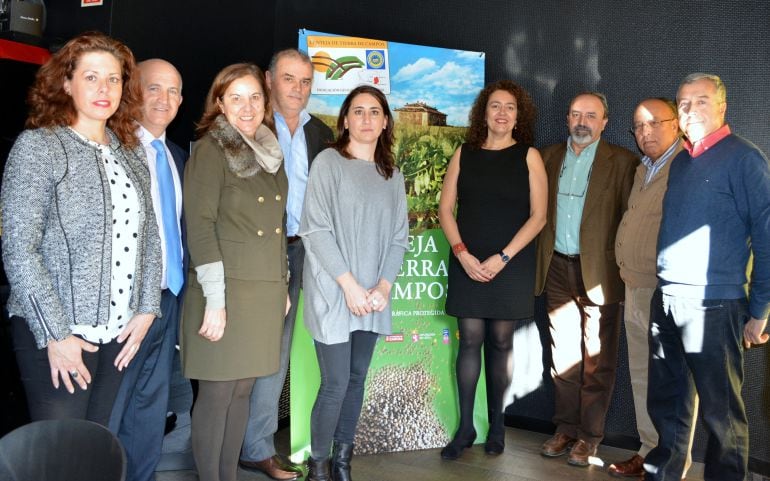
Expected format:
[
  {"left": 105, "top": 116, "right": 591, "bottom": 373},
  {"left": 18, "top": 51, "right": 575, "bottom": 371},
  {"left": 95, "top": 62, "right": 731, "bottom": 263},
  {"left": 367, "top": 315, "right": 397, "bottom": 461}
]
[
  {"left": 558, "top": 161, "right": 594, "bottom": 198},
  {"left": 630, "top": 118, "right": 676, "bottom": 134}
]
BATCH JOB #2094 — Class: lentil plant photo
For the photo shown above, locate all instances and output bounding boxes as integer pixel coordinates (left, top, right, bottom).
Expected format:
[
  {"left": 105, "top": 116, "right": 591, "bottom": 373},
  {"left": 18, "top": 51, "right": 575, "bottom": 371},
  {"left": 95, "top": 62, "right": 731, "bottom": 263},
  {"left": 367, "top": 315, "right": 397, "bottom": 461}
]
[{"left": 394, "top": 124, "right": 465, "bottom": 232}]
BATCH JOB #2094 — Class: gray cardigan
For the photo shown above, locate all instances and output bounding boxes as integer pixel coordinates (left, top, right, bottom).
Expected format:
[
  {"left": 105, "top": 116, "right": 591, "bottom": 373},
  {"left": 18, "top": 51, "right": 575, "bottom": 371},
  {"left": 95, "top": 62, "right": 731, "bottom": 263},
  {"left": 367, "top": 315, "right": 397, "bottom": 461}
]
[
  {"left": 1, "top": 126, "right": 162, "bottom": 348},
  {"left": 299, "top": 148, "right": 409, "bottom": 344}
]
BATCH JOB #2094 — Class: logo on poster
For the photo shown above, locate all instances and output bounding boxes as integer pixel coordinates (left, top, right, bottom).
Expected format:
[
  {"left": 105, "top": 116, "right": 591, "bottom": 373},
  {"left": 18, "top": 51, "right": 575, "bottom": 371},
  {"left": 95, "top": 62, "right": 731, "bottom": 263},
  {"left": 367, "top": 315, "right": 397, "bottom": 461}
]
[
  {"left": 385, "top": 333, "right": 404, "bottom": 343},
  {"left": 366, "top": 50, "right": 386, "bottom": 69}
]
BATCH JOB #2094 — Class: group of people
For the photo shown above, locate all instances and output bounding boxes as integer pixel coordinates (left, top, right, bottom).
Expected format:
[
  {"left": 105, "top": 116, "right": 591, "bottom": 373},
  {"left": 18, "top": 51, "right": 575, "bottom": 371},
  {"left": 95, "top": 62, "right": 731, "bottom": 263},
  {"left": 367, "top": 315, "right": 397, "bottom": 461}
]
[
  {"left": 438, "top": 74, "right": 770, "bottom": 481},
  {"left": 1, "top": 32, "right": 407, "bottom": 481},
  {"left": 1, "top": 29, "right": 768, "bottom": 481}
]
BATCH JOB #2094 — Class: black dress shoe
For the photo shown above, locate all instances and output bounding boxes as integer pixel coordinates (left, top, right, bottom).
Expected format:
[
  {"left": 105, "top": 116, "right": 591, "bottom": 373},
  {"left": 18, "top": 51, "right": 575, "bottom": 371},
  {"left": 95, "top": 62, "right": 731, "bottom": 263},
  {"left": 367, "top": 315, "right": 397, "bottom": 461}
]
[
  {"left": 440, "top": 429, "right": 477, "bottom": 460},
  {"left": 484, "top": 438, "right": 504, "bottom": 455},
  {"left": 164, "top": 412, "right": 177, "bottom": 435}
]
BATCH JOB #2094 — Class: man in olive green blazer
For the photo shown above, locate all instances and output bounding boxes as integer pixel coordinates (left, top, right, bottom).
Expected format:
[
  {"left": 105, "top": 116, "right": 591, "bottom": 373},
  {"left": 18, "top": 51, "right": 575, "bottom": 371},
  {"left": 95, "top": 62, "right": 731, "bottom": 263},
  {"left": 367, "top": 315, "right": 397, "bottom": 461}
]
[{"left": 536, "top": 92, "right": 638, "bottom": 467}]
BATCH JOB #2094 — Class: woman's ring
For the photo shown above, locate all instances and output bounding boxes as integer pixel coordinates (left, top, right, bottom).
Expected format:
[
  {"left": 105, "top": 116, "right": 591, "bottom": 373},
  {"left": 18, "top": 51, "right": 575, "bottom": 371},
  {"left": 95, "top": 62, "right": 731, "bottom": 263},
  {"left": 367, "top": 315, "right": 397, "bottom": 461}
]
[
  {"left": 69, "top": 371, "right": 78, "bottom": 379},
  {"left": 372, "top": 298, "right": 379, "bottom": 306}
]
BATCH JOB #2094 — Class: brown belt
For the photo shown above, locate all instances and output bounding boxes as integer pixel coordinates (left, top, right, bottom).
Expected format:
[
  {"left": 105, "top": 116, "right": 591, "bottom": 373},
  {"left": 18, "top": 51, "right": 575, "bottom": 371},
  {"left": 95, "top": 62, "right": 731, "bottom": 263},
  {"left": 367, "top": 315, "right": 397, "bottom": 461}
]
[
  {"left": 287, "top": 235, "right": 301, "bottom": 244},
  {"left": 553, "top": 251, "right": 580, "bottom": 261}
]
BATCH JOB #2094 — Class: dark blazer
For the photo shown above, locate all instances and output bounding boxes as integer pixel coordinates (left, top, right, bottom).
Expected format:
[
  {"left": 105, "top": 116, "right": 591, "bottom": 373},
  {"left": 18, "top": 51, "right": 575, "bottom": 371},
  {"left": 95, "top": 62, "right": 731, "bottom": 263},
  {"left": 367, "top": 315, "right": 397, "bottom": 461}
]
[
  {"left": 304, "top": 114, "right": 334, "bottom": 167},
  {"left": 535, "top": 139, "right": 638, "bottom": 305}
]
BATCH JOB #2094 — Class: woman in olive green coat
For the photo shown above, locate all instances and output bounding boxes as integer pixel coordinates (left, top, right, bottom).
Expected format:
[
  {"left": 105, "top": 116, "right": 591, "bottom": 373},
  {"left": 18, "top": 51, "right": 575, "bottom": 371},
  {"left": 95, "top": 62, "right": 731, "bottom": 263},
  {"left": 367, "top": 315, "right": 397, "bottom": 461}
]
[{"left": 181, "top": 63, "right": 289, "bottom": 481}]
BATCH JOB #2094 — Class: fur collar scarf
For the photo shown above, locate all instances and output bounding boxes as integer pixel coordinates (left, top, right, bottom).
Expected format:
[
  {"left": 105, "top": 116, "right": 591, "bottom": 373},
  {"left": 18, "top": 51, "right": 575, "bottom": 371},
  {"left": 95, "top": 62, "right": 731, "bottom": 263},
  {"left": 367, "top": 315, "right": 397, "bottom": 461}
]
[{"left": 209, "top": 115, "right": 283, "bottom": 177}]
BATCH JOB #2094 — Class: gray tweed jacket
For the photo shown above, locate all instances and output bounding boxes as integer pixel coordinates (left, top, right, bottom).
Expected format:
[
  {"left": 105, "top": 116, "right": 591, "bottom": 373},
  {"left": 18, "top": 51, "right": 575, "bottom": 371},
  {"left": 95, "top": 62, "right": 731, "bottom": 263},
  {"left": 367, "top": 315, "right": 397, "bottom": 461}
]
[{"left": 1, "top": 126, "right": 162, "bottom": 348}]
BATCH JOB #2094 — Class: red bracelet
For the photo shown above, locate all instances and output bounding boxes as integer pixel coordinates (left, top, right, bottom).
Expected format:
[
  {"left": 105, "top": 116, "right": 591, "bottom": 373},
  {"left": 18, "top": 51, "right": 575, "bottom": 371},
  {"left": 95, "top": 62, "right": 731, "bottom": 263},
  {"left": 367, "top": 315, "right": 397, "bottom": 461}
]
[{"left": 452, "top": 242, "right": 468, "bottom": 256}]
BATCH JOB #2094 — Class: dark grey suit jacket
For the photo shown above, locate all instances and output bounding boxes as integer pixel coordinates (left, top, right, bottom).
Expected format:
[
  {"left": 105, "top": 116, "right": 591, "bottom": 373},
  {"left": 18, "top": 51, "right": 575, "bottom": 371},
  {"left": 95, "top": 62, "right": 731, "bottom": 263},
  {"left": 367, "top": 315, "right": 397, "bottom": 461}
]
[{"left": 304, "top": 114, "right": 334, "bottom": 167}]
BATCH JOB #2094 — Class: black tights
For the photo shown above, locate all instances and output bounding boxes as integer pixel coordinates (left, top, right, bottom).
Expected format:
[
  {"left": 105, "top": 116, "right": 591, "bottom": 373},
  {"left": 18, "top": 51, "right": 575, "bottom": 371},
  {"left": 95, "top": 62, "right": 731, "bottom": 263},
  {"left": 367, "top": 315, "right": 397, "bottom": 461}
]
[
  {"left": 192, "top": 378, "right": 256, "bottom": 481},
  {"left": 454, "top": 317, "right": 515, "bottom": 441}
]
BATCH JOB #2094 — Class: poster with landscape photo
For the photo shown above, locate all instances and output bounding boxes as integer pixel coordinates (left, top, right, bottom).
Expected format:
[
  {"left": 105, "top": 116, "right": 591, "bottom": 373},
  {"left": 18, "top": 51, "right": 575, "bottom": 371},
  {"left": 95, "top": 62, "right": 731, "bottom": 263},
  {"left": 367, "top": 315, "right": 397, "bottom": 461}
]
[{"left": 291, "top": 28, "right": 486, "bottom": 457}]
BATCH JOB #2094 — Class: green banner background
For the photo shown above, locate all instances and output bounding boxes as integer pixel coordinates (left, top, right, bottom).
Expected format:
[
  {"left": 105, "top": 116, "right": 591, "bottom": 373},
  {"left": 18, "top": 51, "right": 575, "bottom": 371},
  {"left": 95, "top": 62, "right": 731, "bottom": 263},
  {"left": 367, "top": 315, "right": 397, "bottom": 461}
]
[{"left": 290, "top": 30, "right": 487, "bottom": 458}]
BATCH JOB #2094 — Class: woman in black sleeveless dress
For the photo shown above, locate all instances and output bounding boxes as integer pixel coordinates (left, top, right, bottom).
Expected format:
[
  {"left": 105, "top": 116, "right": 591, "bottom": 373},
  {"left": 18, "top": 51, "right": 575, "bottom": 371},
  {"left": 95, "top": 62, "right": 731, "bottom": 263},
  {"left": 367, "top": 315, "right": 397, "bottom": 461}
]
[{"left": 438, "top": 80, "right": 547, "bottom": 459}]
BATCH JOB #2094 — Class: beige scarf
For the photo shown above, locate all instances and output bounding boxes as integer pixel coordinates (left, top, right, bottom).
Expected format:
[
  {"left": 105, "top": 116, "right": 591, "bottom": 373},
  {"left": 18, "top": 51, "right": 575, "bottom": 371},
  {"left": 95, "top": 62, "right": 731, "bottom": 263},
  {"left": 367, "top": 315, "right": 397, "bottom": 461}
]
[{"left": 238, "top": 124, "right": 283, "bottom": 175}]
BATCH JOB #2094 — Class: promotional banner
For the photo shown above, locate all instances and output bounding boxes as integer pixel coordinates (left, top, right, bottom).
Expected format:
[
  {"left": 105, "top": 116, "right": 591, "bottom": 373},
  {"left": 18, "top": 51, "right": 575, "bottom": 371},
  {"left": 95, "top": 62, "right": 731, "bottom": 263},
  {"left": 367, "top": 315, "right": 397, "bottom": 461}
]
[{"left": 290, "top": 29, "right": 486, "bottom": 457}]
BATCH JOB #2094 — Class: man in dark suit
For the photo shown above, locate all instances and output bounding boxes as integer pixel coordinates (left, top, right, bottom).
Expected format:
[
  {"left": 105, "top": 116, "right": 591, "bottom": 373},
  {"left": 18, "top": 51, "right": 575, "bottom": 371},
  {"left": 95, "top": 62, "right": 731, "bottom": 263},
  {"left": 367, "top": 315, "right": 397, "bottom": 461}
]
[
  {"left": 239, "top": 49, "right": 334, "bottom": 480},
  {"left": 535, "top": 92, "right": 637, "bottom": 467},
  {"left": 109, "top": 58, "right": 188, "bottom": 481}
]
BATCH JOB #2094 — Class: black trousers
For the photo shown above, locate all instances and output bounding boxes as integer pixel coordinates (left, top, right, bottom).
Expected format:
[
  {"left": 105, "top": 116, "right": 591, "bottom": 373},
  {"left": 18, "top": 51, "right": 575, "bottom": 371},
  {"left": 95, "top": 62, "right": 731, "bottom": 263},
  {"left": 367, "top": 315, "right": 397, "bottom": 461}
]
[
  {"left": 310, "top": 330, "right": 378, "bottom": 458},
  {"left": 11, "top": 315, "right": 124, "bottom": 426},
  {"left": 109, "top": 289, "right": 180, "bottom": 481}
]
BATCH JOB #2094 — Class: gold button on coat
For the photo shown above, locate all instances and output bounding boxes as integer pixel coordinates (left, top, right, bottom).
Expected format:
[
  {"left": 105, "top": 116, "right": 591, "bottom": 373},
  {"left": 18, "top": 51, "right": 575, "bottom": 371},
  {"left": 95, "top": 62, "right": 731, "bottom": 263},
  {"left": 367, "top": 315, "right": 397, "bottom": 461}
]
[
  {"left": 258, "top": 196, "right": 264, "bottom": 203},
  {"left": 275, "top": 194, "right": 282, "bottom": 201},
  {"left": 275, "top": 227, "right": 282, "bottom": 234},
  {"left": 257, "top": 230, "right": 264, "bottom": 236}
]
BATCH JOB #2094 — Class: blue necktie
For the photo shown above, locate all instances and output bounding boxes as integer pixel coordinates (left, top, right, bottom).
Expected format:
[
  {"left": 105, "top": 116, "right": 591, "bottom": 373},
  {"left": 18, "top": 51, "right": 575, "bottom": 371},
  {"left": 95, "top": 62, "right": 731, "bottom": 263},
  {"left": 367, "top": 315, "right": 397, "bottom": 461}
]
[{"left": 151, "top": 140, "right": 183, "bottom": 295}]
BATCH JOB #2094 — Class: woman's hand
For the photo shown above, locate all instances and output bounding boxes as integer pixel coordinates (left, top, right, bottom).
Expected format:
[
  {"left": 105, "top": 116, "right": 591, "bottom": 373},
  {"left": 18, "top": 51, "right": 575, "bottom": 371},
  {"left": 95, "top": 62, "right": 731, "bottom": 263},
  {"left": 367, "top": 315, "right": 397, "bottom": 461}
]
[
  {"left": 367, "top": 279, "right": 392, "bottom": 312},
  {"left": 47, "top": 335, "right": 99, "bottom": 393},
  {"left": 285, "top": 294, "right": 292, "bottom": 317},
  {"left": 343, "top": 283, "right": 372, "bottom": 316},
  {"left": 457, "top": 251, "right": 492, "bottom": 283},
  {"left": 480, "top": 253, "right": 508, "bottom": 280},
  {"left": 114, "top": 313, "right": 155, "bottom": 371},
  {"left": 199, "top": 307, "right": 226, "bottom": 342},
  {"left": 338, "top": 274, "right": 372, "bottom": 317}
]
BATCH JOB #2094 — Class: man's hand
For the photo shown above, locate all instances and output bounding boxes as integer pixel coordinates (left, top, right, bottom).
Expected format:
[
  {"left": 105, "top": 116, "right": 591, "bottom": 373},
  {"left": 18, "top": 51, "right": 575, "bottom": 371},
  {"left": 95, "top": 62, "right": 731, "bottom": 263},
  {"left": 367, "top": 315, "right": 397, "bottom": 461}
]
[{"left": 743, "top": 317, "right": 769, "bottom": 348}]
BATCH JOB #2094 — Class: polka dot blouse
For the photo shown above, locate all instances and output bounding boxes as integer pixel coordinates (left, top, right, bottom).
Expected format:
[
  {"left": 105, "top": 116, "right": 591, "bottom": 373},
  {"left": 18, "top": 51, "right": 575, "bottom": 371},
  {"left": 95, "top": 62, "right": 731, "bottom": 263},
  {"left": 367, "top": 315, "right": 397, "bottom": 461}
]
[{"left": 70, "top": 135, "right": 140, "bottom": 344}]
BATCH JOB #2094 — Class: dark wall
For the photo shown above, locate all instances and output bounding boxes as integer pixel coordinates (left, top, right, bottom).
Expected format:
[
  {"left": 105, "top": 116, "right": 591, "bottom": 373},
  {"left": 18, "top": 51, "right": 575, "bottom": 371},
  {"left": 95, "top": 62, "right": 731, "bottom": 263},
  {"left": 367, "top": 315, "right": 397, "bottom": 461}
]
[
  {"left": 45, "top": 0, "right": 114, "bottom": 46},
  {"left": 43, "top": 0, "right": 276, "bottom": 148},
  {"left": 110, "top": 0, "right": 276, "bottom": 147}
]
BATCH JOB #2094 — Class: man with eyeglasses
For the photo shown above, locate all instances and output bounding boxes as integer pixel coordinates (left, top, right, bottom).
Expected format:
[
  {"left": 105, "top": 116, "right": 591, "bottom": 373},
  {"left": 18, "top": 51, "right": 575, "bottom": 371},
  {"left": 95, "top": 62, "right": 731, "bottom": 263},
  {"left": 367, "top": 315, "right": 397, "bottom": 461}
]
[
  {"left": 644, "top": 73, "right": 770, "bottom": 481},
  {"left": 536, "top": 92, "right": 638, "bottom": 467},
  {"left": 608, "top": 98, "right": 695, "bottom": 479}
]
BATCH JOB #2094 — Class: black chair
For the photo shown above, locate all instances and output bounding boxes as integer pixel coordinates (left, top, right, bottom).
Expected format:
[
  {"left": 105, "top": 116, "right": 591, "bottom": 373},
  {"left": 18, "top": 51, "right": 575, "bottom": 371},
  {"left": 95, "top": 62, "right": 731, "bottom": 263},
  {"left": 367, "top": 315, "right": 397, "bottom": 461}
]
[{"left": 0, "top": 418, "right": 126, "bottom": 481}]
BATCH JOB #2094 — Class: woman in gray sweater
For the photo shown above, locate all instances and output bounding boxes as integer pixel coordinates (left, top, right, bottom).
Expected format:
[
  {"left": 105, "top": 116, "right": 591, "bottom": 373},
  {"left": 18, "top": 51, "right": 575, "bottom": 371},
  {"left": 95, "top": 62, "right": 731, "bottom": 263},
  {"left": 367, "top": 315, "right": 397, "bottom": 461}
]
[
  {"left": 0, "top": 32, "right": 161, "bottom": 426},
  {"left": 300, "top": 85, "right": 408, "bottom": 481}
]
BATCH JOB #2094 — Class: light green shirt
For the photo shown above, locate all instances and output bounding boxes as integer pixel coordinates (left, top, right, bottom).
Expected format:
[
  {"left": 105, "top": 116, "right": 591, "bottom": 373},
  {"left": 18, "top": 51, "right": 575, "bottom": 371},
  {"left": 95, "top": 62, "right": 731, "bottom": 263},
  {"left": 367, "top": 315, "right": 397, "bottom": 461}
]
[{"left": 554, "top": 138, "right": 599, "bottom": 254}]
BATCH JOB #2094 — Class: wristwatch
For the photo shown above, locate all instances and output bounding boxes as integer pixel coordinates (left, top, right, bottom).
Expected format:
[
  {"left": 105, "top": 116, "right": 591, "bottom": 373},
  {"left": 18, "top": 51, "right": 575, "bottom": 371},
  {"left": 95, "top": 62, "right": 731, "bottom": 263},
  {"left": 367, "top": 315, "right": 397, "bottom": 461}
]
[{"left": 499, "top": 251, "right": 510, "bottom": 263}]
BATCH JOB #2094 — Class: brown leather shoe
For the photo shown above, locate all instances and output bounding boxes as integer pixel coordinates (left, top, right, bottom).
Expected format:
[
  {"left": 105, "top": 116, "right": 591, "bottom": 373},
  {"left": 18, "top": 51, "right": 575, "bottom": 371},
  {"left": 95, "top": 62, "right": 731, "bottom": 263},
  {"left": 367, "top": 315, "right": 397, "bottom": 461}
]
[
  {"left": 608, "top": 454, "right": 645, "bottom": 477},
  {"left": 567, "top": 439, "right": 597, "bottom": 467},
  {"left": 239, "top": 455, "right": 300, "bottom": 480},
  {"left": 272, "top": 453, "right": 304, "bottom": 474},
  {"left": 540, "top": 433, "right": 577, "bottom": 457}
]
